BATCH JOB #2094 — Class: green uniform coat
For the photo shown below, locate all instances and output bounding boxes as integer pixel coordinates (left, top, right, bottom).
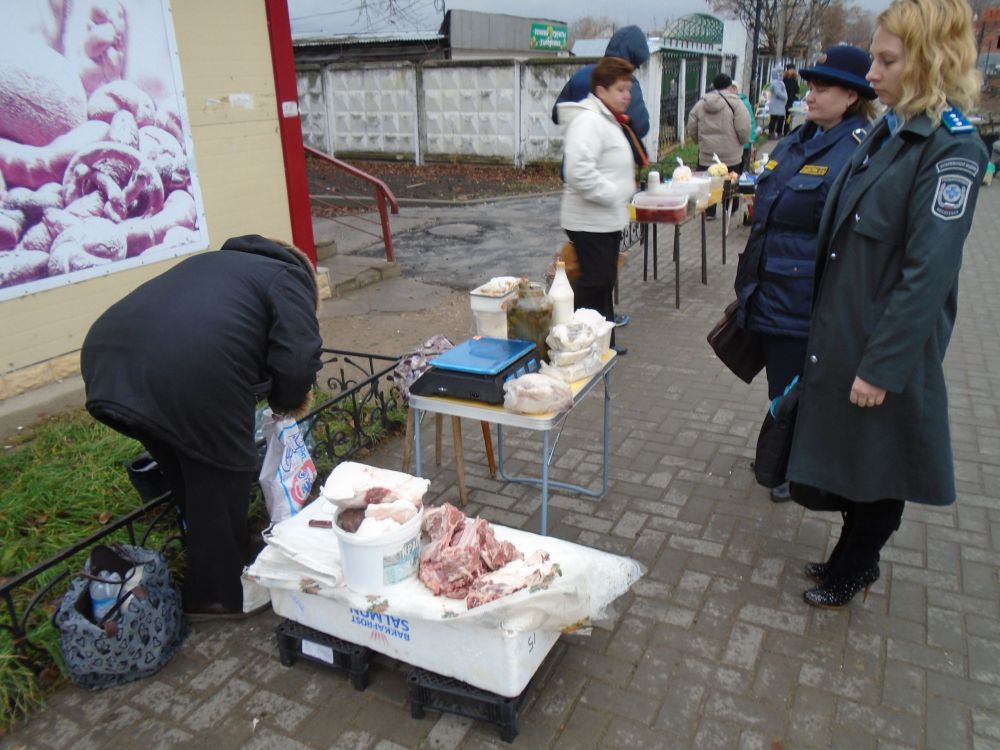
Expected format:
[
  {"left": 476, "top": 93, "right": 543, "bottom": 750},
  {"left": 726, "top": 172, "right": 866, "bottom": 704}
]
[{"left": 786, "top": 113, "right": 988, "bottom": 505}]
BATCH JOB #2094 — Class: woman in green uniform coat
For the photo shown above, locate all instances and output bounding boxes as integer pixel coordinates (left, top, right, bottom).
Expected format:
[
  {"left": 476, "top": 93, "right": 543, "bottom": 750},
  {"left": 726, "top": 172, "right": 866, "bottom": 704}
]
[{"left": 786, "top": 0, "right": 989, "bottom": 608}]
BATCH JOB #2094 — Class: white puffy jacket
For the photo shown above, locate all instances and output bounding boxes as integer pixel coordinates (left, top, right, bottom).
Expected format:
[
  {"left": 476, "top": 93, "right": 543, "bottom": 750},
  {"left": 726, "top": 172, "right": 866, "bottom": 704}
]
[{"left": 557, "top": 94, "right": 636, "bottom": 233}]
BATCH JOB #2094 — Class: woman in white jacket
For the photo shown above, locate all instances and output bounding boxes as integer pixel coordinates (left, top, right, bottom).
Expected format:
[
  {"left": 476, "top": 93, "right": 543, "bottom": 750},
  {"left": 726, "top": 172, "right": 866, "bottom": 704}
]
[{"left": 556, "top": 57, "right": 637, "bottom": 355}]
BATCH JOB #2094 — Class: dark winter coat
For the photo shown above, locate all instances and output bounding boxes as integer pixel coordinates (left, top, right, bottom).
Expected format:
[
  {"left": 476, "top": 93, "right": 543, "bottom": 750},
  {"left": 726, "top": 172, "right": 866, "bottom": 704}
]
[
  {"left": 786, "top": 113, "right": 988, "bottom": 505},
  {"left": 551, "top": 25, "right": 650, "bottom": 140},
  {"left": 783, "top": 75, "right": 799, "bottom": 108},
  {"left": 734, "top": 116, "right": 867, "bottom": 338},
  {"left": 82, "top": 235, "right": 323, "bottom": 472}
]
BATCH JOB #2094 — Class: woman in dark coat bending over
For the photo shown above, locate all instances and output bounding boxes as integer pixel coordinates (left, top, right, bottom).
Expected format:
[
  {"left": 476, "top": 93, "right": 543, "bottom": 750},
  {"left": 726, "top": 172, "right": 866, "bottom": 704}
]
[
  {"left": 735, "top": 45, "right": 876, "bottom": 501},
  {"left": 82, "top": 235, "right": 323, "bottom": 618},
  {"left": 786, "top": 0, "right": 989, "bottom": 608}
]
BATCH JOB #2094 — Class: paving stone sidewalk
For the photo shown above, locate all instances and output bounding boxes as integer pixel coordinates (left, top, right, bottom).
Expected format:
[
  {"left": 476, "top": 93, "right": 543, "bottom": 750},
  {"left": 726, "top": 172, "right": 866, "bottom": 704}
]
[{"left": 4, "top": 185, "right": 1000, "bottom": 750}]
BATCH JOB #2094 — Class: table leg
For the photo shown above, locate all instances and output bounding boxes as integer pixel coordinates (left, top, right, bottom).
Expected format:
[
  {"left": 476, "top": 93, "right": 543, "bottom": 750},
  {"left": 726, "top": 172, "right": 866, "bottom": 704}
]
[
  {"left": 481, "top": 421, "right": 497, "bottom": 478},
  {"left": 402, "top": 408, "right": 414, "bottom": 473},
  {"left": 601, "top": 370, "right": 612, "bottom": 496},
  {"left": 653, "top": 224, "right": 658, "bottom": 280},
  {"left": 541, "top": 430, "right": 550, "bottom": 535},
  {"left": 451, "top": 416, "right": 468, "bottom": 505},
  {"left": 673, "top": 225, "right": 681, "bottom": 309},
  {"left": 701, "top": 212, "right": 708, "bottom": 285},
  {"left": 434, "top": 413, "right": 443, "bottom": 467},
  {"left": 721, "top": 195, "right": 728, "bottom": 265},
  {"left": 413, "top": 407, "right": 423, "bottom": 478},
  {"left": 642, "top": 223, "right": 649, "bottom": 282}
]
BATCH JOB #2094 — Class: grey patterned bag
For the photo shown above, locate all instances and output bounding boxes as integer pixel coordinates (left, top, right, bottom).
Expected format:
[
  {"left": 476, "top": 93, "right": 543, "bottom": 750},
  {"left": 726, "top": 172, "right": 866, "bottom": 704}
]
[{"left": 54, "top": 543, "right": 189, "bottom": 689}]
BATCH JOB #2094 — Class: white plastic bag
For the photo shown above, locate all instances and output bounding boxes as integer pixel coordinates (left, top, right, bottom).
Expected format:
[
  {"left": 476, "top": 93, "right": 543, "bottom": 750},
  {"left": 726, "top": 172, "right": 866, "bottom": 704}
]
[
  {"left": 540, "top": 351, "right": 602, "bottom": 383},
  {"left": 548, "top": 344, "right": 596, "bottom": 366},
  {"left": 503, "top": 373, "right": 573, "bottom": 414},
  {"left": 258, "top": 408, "right": 317, "bottom": 524},
  {"left": 546, "top": 322, "right": 596, "bottom": 352}
]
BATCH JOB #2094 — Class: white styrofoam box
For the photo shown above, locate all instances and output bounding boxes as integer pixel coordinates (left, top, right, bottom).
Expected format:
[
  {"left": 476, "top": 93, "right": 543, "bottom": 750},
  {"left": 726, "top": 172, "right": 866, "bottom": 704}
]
[
  {"left": 469, "top": 287, "right": 517, "bottom": 313},
  {"left": 270, "top": 587, "right": 560, "bottom": 697}
]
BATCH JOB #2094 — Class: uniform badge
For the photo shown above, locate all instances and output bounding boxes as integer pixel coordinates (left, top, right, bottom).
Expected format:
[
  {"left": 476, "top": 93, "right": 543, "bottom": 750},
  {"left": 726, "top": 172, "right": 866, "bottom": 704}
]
[
  {"left": 931, "top": 174, "right": 972, "bottom": 221},
  {"left": 765, "top": 159, "right": 779, "bottom": 171},
  {"left": 799, "top": 165, "right": 829, "bottom": 176}
]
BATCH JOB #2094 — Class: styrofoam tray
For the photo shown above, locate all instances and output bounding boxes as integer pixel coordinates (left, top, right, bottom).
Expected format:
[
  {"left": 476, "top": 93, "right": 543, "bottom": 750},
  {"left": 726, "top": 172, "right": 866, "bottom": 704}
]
[{"left": 270, "top": 587, "right": 560, "bottom": 696}]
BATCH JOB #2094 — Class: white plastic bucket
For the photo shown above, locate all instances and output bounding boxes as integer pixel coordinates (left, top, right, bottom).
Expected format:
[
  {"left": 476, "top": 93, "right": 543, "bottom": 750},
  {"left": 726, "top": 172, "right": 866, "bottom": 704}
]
[{"left": 332, "top": 506, "right": 424, "bottom": 594}]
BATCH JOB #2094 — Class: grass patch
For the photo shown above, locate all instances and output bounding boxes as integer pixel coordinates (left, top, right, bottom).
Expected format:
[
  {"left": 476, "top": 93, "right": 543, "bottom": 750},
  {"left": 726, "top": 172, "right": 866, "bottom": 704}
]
[
  {"left": 0, "top": 409, "right": 145, "bottom": 732},
  {"left": 0, "top": 392, "right": 407, "bottom": 733}
]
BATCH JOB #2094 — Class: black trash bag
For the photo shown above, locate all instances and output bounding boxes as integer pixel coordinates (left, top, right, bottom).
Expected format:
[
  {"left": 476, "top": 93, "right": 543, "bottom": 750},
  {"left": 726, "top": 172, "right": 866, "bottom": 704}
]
[
  {"left": 754, "top": 377, "right": 801, "bottom": 488},
  {"left": 124, "top": 452, "right": 170, "bottom": 502}
]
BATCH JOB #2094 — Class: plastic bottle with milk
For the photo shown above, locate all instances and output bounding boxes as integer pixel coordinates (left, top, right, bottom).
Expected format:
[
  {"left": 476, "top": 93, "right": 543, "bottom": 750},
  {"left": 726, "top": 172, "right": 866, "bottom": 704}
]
[{"left": 548, "top": 261, "right": 574, "bottom": 326}]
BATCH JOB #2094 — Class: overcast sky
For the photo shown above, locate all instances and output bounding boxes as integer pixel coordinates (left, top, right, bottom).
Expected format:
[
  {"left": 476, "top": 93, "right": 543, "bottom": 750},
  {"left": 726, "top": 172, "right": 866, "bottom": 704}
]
[{"left": 289, "top": 0, "right": 894, "bottom": 37}]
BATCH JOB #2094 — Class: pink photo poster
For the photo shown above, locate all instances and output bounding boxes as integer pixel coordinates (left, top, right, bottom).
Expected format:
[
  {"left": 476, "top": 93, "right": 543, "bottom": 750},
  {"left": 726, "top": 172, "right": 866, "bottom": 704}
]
[{"left": 0, "top": 0, "right": 208, "bottom": 300}]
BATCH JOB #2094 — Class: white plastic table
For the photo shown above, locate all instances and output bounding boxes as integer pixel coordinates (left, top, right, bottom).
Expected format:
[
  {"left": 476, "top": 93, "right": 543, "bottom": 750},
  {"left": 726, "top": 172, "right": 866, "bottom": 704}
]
[{"left": 409, "top": 351, "right": 618, "bottom": 535}]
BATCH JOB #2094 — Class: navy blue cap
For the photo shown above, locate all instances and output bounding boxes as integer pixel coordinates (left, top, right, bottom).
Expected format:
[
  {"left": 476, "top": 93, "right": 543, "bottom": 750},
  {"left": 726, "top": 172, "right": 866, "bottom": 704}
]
[{"left": 799, "top": 45, "right": 877, "bottom": 100}]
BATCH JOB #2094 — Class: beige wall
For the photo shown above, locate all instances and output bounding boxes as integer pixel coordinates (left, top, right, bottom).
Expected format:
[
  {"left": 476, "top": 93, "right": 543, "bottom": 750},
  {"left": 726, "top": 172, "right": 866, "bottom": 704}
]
[{"left": 0, "top": 0, "right": 292, "bottom": 395}]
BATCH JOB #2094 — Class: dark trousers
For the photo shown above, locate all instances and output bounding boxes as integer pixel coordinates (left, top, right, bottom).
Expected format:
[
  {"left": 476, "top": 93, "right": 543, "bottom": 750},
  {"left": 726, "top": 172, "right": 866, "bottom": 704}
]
[
  {"left": 759, "top": 333, "right": 807, "bottom": 399},
  {"left": 768, "top": 115, "right": 785, "bottom": 137},
  {"left": 825, "top": 499, "right": 905, "bottom": 579},
  {"left": 140, "top": 434, "right": 256, "bottom": 612},
  {"left": 565, "top": 229, "right": 619, "bottom": 346}
]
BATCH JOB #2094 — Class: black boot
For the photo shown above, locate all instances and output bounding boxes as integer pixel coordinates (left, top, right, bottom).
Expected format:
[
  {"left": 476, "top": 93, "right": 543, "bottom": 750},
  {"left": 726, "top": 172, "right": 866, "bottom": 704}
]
[
  {"left": 803, "top": 565, "right": 880, "bottom": 608},
  {"left": 804, "top": 511, "right": 852, "bottom": 581},
  {"left": 802, "top": 499, "right": 904, "bottom": 609}
]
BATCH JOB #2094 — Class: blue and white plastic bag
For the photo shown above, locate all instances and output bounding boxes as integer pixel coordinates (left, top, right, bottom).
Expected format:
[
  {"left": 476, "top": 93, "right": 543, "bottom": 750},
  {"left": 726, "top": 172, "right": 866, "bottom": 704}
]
[{"left": 259, "top": 408, "right": 317, "bottom": 524}]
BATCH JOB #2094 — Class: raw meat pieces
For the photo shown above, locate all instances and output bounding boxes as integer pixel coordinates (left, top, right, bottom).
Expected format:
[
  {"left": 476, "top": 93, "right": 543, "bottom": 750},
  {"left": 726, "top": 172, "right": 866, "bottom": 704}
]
[
  {"left": 418, "top": 503, "right": 537, "bottom": 606},
  {"left": 466, "top": 551, "right": 556, "bottom": 609}
]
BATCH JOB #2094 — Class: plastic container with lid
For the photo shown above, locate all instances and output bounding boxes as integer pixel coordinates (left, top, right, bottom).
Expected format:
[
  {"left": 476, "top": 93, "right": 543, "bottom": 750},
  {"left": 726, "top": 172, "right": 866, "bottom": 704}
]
[
  {"left": 630, "top": 191, "right": 688, "bottom": 223},
  {"left": 694, "top": 171, "right": 725, "bottom": 206},
  {"left": 506, "top": 280, "right": 553, "bottom": 361}
]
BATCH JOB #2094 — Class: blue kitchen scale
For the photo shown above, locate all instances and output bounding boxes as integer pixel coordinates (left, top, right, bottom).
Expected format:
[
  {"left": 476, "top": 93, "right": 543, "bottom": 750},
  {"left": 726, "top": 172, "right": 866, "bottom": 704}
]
[{"left": 409, "top": 336, "right": 541, "bottom": 404}]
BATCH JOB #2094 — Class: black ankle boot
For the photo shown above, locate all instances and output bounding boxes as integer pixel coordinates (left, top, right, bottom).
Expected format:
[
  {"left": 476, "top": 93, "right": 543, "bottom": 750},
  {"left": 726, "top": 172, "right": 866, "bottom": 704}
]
[
  {"left": 803, "top": 561, "right": 831, "bottom": 581},
  {"left": 803, "top": 565, "right": 880, "bottom": 608}
]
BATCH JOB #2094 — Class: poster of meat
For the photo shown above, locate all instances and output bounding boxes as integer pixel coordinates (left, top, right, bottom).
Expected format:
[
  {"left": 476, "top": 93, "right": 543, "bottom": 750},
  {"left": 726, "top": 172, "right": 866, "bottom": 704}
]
[{"left": 0, "top": 0, "right": 208, "bottom": 300}]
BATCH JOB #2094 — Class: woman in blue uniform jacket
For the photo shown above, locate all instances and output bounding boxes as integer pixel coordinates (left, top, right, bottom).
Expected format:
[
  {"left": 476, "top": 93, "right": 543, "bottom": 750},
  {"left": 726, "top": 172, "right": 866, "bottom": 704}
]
[
  {"left": 786, "top": 0, "right": 989, "bottom": 608},
  {"left": 734, "top": 45, "right": 877, "bottom": 500}
]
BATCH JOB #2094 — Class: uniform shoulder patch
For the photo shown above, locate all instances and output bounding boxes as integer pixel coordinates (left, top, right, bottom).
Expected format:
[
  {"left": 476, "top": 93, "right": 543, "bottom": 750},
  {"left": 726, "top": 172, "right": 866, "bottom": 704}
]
[
  {"left": 931, "top": 173, "right": 973, "bottom": 221},
  {"left": 851, "top": 127, "right": 867, "bottom": 143},
  {"left": 765, "top": 159, "right": 779, "bottom": 171},
  {"left": 942, "top": 107, "right": 975, "bottom": 134}
]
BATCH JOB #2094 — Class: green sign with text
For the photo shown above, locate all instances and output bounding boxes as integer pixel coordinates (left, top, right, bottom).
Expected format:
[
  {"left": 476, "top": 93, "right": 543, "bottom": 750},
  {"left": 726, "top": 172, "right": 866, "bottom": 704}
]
[{"left": 530, "top": 22, "right": 568, "bottom": 50}]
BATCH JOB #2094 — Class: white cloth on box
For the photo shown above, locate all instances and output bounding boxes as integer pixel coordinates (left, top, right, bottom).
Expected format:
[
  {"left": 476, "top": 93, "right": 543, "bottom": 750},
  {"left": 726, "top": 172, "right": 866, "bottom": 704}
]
[{"left": 247, "top": 488, "right": 645, "bottom": 633}]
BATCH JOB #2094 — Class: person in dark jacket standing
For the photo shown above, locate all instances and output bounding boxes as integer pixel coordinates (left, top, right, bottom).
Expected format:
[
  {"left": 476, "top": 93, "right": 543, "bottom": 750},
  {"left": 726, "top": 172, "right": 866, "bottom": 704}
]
[
  {"left": 552, "top": 25, "right": 650, "bottom": 165},
  {"left": 782, "top": 64, "right": 800, "bottom": 135},
  {"left": 785, "top": 0, "right": 989, "bottom": 608},
  {"left": 82, "top": 235, "right": 323, "bottom": 618},
  {"left": 734, "top": 45, "right": 876, "bottom": 501}
]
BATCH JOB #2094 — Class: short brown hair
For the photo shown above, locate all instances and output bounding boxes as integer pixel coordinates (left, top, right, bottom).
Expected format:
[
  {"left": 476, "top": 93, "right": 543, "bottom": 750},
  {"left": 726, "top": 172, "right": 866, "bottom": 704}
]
[
  {"left": 844, "top": 96, "right": 876, "bottom": 122},
  {"left": 591, "top": 57, "right": 635, "bottom": 93}
]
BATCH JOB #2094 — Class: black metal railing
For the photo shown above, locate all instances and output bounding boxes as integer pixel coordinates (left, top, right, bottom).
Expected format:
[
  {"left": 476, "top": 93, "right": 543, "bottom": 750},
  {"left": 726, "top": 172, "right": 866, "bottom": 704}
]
[{"left": 0, "top": 348, "right": 402, "bottom": 677}]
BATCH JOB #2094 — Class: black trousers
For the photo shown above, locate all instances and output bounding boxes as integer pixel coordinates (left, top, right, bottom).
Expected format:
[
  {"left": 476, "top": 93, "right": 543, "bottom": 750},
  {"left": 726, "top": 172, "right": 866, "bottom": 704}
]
[
  {"left": 768, "top": 115, "right": 785, "bottom": 136},
  {"left": 759, "top": 333, "right": 807, "bottom": 400},
  {"left": 825, "top": 499, "right": 906, "bottom": 579},
  {"left": 565, "top": 229, "right": 619, "bottom": 346},
  {"left": 140, "top": 434, "right": 256, "bottom": 611}
]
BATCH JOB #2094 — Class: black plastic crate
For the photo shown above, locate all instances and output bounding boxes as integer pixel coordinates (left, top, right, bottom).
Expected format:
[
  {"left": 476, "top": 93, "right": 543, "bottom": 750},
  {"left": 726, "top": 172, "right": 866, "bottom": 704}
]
[
  {"left": 276, "top": 619, "right": 372, "bottom": 690},
  {"left": 407, "top": 667, "right": 527, "bottom": 742}
]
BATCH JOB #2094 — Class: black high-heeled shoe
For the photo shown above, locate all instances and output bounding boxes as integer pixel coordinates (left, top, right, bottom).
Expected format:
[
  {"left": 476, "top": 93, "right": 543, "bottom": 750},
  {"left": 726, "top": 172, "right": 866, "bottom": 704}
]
[
  {"left": 803, "top": 561, "right": 832, "bottom": 582},
  {"left": 802, "top": 565, "right": 880, "bottom": 608}
]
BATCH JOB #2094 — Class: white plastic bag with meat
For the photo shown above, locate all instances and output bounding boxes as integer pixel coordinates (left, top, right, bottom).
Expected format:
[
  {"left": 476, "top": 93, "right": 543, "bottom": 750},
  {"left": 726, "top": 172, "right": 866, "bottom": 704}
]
[
  {"left": 503, "top": 373, "right": 573, "bottom": 414},
  {"left": 258, "top": 408, "right": 317, "bottom": 524}
]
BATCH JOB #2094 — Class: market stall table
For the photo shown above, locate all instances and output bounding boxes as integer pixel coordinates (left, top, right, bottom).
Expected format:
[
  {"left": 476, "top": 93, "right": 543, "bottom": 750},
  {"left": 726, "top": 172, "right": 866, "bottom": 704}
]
[
  {"left": 635, "top": 198, "right": 708, "bottom": 309},
  {"left": 409, "top": 351, "right": 617, "bottom": 535}
]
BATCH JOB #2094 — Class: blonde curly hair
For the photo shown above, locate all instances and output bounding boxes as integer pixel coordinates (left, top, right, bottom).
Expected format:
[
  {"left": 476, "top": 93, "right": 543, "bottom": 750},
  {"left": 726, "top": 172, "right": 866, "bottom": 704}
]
[{"left": 876, "top": 0, "right": 981, "bottom": 121}]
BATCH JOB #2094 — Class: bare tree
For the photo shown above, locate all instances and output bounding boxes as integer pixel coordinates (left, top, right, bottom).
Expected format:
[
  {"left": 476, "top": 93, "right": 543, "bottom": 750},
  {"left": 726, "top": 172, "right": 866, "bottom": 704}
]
[
  {"left": 709, "top": 0, "right": 836, "bottom": 57},
  {"left": 569, "top": 15, "right": 616, "bottom": 45}
]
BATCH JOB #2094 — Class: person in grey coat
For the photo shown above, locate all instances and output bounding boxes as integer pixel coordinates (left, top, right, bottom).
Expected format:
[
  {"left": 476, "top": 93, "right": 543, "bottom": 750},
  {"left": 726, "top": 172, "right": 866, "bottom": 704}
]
[
  {"left": 766, "top": 68, "right": 788, "bottom": 137},
  {"left": 785, "top": 0, "right": 989, "bottom": 609}
]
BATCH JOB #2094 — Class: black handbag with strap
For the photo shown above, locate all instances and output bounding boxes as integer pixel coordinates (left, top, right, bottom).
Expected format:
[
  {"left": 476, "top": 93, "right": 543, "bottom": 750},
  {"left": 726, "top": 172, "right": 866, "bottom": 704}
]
[{"left": 707, "top": 300, "right": 764, "bottom": 384}]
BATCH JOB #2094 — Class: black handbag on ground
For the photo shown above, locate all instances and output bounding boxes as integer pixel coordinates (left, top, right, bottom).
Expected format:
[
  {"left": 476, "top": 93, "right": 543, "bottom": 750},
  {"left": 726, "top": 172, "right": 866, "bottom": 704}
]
[
  {"left": 707, "top": 300, "right": 765, "bottom": 383},
  {"left": 54, "top": 543, "right": 188, "bottom": 689},
  {"left": 754, "top": 377, "right": 800, "bottom": 488}
]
